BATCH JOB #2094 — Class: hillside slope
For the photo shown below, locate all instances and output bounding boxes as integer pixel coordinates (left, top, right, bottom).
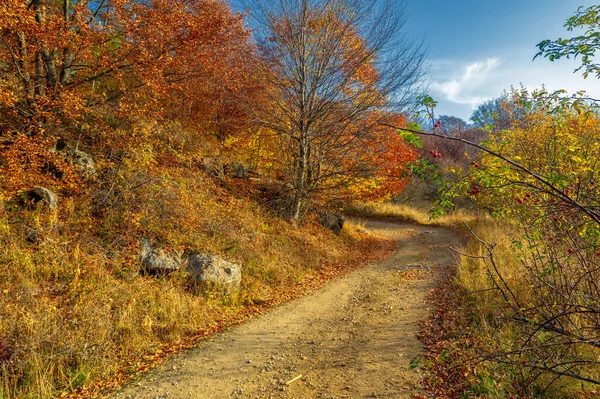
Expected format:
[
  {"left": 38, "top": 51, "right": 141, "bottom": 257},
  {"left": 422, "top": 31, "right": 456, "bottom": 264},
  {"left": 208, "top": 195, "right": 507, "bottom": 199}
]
[{"left": 0, "top": 124, "right": 394, "bottom": 399}]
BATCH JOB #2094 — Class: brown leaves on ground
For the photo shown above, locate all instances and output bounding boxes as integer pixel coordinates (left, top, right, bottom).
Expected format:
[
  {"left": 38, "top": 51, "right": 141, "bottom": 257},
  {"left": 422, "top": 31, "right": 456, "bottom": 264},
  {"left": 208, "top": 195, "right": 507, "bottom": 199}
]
[
  {"left": 415, "top": 266, "right": 536, "bottom": 399},
  {"left": 415, "top": 266, "right": 473, "bottom": 399}
]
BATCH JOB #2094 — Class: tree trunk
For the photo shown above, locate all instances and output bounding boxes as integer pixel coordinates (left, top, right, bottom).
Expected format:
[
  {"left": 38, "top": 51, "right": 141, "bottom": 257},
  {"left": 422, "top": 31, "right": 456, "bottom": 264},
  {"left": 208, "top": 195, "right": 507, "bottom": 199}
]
[
  {"left": 292, "top": 136, "right": 307, "bottom": 222},
  {"left": 291, "top": 194, "right": 303, "bottom": 223},
  {"left": 17, "top": 32, "right": 34, "bottom": 102},
  {"left": 290, "top": 0, "right": 310, "bottom": 224},
  {"left": 60, "top": 48, "right": 74, "bottom": 85},
  {"left": 42, "top": 49, "right": 58, "bottom": 89},
  {"left": 33, "top": 0, "right": 47, "bottom": 96},
  {"left": 59, "top": 0, "right": 74, "bottom": 85},
  {"left": 35, "top": 50, "right": 46, "bottom": 96}
]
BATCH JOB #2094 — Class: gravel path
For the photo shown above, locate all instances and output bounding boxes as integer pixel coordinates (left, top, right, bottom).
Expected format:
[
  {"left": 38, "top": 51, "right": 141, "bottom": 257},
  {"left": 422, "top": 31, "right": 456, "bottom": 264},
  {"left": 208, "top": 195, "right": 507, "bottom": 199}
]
[{"left": 113, "top": 221, "right": 461, "bottom": 399}]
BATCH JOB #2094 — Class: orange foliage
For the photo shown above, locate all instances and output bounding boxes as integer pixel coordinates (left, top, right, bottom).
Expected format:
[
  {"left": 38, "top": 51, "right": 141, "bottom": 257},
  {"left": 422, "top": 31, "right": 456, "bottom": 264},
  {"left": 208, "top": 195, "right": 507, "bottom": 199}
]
[
  {"left": 0, "top": 0, "right": 258, "bottom": 195},
  {"left": 343, "top": 113, "right": 418, "bottom": 201}
]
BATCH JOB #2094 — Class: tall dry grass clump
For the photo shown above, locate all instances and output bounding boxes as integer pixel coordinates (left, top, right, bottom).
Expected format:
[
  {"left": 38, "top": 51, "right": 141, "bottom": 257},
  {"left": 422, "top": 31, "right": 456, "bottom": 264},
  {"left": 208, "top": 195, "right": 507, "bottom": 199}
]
[
  {"left": 452, "top": 219, "right": 600, "bottom": 397},
  {"left": 344, "top": 201, "right": 485, "bottom": 228}
]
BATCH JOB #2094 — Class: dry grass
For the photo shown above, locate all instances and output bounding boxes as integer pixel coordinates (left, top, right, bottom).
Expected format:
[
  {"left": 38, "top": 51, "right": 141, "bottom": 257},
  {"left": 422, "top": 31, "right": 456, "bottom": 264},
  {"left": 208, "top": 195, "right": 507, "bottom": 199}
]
[
  {"left": 451, "top": 219, "right": 600, "bottom": 398},
  {"left": 455, "top": 221, "right": 522, "bottom": 318},
  {"left": 0, "top": 193, "right": 387, "bottom": 399},
  {"left": 344, "top": 201, "right": 486, "bottom": 228}
]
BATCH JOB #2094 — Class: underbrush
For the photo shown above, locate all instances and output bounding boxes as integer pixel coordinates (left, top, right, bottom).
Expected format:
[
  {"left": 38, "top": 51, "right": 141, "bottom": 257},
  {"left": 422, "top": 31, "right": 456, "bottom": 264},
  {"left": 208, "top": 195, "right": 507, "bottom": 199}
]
[
  {"left": 0, "top": 124, "right": 395, "bottom": 399},
  {"left": 419, "top": 219, "right": 600, "bottom": 399}
]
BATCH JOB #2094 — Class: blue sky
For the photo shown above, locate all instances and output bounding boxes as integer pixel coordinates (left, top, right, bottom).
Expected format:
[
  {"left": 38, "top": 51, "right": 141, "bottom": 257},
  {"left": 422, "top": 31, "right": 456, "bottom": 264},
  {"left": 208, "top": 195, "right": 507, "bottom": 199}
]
[{"left": 403, "top": 0, "right": 600, "bottom": 121}]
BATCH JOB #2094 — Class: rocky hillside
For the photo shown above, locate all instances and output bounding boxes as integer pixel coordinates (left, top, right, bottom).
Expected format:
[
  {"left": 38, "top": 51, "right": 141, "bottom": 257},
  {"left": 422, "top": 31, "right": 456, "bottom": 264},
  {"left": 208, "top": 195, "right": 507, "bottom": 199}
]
[{"left": 0, "top": 123, "right": 395, "bottom": 399}]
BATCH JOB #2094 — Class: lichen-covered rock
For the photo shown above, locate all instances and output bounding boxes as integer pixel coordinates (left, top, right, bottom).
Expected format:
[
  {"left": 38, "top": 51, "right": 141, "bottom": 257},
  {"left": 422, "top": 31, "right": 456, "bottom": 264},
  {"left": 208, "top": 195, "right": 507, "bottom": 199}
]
[
  {"left": 31, "top": 186, "right": 58, "bottom": 210},
  {"left": 186, "top": 253, "right": 241, "bottom": 290},
  {"left": 65, "top": 148, "right": 97, "bottom": 176},
  {"left": 139, "top": 238, "right": 183, "bottom": 274},
  {"left": 25, "top": 228, "right": 39, "bottom": 244},
  {"left": 320, "top": 212, "right": 345, "bottom": 235},
  {"left": 201, "top": 158, "right": 225, "bottom": 180},
  {"left": 52, "top": 140, "right": 97, "bottom": 176},
  {"left": 138, "top": 239, "right": 242, "bottom": 291},
  {"left": 224, "top": 162, "right": 248, "bottom": 179}
]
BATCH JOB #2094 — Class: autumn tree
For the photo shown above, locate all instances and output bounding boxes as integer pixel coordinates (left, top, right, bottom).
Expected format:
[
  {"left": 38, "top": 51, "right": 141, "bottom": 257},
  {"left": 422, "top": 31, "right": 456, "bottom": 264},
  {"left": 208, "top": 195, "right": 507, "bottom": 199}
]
[
  {"left": 468, "top": 92, "right": 600, "bottom": 387},
  {"left": 435, "top": 115, "right": 469, "bottom": 137},
  {"left": 0, "top": 0, "right": 255, "bottom": 193},
  {"left": 246, "top": 0, "right": 425, "bottom": 220},
  {"left": 470, "top": 98, "right": 509, "bottom": 130}
]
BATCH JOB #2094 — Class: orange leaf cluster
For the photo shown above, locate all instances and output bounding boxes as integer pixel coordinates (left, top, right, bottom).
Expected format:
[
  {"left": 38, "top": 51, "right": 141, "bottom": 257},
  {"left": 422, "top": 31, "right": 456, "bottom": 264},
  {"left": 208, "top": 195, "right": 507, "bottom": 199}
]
[{"left": 0, "top": 0, "right": 260, "bottom": 195}]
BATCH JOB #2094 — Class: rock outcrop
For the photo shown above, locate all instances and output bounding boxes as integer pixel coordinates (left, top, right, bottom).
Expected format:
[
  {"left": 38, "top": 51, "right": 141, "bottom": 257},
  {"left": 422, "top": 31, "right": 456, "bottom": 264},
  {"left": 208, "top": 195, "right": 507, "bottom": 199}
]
[
  {"left": 53, "top": 140, "right": 97, "bottom": 176},
  {"left": 201, "top": 158, "right": 225, "bottom": 180},
  {"left": 186, "top": 253, "right": 242, "bottom": 290},
  {"left": 31, "top": 186, "right": 58, "bottom": 210},
  {"left": 64, "top": 147, "right": 97, "bottom": 176},
  {"left": 224, "top": 162, "right": 249, "bottom": 179},
  {"left": 139, "top": 239, "right": 242, "bottom": 291},
  {"left": 139, "top": 238, "right": 184, "bottom": 274},
  {"left": 320, "top": 212, "right": 345, "bottom": 235}
]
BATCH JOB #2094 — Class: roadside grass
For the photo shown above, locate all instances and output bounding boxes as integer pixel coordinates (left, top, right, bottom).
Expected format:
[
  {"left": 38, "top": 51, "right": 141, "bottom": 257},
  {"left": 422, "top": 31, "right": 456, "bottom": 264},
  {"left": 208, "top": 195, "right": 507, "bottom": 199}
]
[
  {"left": 419, "top": 218, "right": 600, "bottom": 399},
  {"left": 344, "top": 201, "right": 486, "bottom": 229}
]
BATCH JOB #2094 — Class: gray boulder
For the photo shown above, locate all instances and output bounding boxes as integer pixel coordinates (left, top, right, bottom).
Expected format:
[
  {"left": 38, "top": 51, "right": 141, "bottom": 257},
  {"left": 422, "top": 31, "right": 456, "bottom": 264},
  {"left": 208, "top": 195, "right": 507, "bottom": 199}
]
[
  {"left": 320, "top": 212, "right": 345, "bottom": 235},
  {"left": 139, "top": 238, "right": 183, "bottom": 274},
  {"left": 25, "top": 227, "right": 39, "bottom": 244},
  {"left": 224, "top": 162, "right": 249, "bottom": 179},
  {"left": 65, "top": 147, "right": 97, "bottom": 176},
  {"left": 52, "top": 140, "right": 97, "bottom": 176},
  {"left": 186, "top": 253, "right": 241, "bottom": 290},
  {"left": 201, "top": 158, "right": 225, "bottom": 180},
  {"left": 139, "top": 239, "right": 242, "bottom": 291},
  {"left": 31, "top": 186, "right": 58, "bottom": 210}
]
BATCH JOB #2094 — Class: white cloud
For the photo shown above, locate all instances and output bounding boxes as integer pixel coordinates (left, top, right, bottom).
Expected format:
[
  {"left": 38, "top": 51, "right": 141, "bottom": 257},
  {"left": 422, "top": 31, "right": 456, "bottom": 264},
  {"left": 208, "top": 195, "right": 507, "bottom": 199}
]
[
  {"left": 430, "top": 58, "right": 502, "bottom": 109},
  {"left": 425, "top": 55, "right": 600, "bottom": 120}
]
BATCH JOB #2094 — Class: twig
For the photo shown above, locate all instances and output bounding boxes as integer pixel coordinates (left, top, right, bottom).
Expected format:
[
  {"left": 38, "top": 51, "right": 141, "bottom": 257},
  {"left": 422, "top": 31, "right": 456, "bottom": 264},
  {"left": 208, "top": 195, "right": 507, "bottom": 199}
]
[{"left": 285, "top": 374, "right": 303, "bottom": 385}]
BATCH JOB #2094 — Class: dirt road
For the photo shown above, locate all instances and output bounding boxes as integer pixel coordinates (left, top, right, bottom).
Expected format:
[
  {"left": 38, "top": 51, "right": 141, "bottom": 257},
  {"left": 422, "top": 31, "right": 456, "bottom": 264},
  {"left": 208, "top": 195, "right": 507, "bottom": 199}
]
[{"left": 113, "top": 221, "right": 461, "bottom": 399}]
